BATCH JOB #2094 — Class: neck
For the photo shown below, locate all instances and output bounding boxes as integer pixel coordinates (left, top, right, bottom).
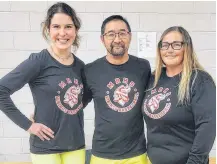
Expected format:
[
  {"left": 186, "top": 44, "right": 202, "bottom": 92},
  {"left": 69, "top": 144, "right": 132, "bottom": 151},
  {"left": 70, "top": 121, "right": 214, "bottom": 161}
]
[
  {"left": 106, "top": 53, "right": 129, "bottom": 65},
  {"left": 166, "top": 64, "right": 183, "bottom": 77},
  {"left": 51, "top": 45, "right": 71, "bottom": 58}
]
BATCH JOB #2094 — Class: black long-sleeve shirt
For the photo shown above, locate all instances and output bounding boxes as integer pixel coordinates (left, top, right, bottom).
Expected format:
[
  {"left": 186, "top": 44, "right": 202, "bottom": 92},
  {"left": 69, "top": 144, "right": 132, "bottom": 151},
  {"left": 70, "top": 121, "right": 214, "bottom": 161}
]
[
  {"left": 0, "top": 49, "right": 86, "bottom": 154},
  {"left": 142, "top": 68, "right": 216, "bottom": 164},
  {"left": 83, "top": 55, "right": 151, "bottom": 159}
]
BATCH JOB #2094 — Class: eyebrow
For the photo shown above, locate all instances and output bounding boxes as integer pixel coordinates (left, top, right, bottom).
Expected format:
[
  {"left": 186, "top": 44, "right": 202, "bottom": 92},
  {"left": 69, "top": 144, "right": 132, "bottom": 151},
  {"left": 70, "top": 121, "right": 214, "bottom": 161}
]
[
  {"left": 51, "top": 24, "right": 74, "bottom": 26},
  {"left": 162, "top": 41, "right": 183, "bottom": 43},
  {"left": 106, "top": 29, "right": 128, "bottom": 33}
]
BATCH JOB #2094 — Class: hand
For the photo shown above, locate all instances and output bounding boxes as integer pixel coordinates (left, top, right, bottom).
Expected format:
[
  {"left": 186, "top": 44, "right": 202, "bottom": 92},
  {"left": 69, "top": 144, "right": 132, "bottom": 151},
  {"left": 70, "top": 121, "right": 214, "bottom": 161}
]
[{"left": 27, "top": 123, "right": 54, "bottom": 141}]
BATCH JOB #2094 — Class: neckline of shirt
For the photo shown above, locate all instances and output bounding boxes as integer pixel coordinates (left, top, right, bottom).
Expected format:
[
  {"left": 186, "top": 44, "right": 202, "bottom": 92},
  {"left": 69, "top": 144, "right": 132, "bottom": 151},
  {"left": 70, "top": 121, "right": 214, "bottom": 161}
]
[
  {"left": 44, "top": 49, "right": 76, "bottom": 68},
  {"left": 162, "top": 67, "right": 181, "bottom": 80},
  {"left": 103, "top": 54, "right": 131, "bottom": 68}
]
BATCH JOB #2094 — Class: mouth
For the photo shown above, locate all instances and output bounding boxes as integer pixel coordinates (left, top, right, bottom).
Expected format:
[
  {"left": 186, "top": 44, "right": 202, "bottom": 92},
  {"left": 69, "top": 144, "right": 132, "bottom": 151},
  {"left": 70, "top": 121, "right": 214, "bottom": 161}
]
[
  {"left": 165, "top": 55, "right": 176, "bottom": 59},
  {"left": 113, "top": 46, "right": 122, "bottom": 49},
  {"left": 112, "top": 45, "right": 124, "bottom": 48},
  {"left": 57, "top": 39, "right": 70, "bottom": 44}
]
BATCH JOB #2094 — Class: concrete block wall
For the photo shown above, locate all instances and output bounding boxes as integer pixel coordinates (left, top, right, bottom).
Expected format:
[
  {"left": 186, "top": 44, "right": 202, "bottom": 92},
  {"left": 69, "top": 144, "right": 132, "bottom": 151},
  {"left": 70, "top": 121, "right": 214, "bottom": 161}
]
[{"left": 0, "top": 1, "right": 215, "bottom": 162}]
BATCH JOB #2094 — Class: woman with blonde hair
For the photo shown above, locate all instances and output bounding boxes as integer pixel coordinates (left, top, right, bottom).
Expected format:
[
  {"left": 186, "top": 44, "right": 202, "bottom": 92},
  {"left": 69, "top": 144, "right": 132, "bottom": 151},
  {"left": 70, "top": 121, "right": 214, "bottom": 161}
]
[{"left": 142, "top": 26, "right": 216, "bottom": 164}]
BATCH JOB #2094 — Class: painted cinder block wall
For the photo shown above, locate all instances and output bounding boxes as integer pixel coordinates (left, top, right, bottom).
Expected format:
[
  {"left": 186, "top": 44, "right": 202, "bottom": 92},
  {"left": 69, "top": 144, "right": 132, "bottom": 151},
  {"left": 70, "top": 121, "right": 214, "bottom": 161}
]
[{"left": 0, "top": 1, "right": 215, "bottom": 162}]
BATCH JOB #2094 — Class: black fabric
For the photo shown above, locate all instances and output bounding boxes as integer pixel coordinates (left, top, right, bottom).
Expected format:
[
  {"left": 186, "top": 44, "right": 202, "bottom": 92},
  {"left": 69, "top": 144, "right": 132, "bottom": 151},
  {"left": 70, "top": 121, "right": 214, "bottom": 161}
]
[
  {"left": 142, "top": 68, "right": 216, "bottom": 164},
  {"left": 83, "top": 55, "right": 151, "bottom": 159},
  {"left": 0, "top": 49, "right": 86, "bottom": 154}
]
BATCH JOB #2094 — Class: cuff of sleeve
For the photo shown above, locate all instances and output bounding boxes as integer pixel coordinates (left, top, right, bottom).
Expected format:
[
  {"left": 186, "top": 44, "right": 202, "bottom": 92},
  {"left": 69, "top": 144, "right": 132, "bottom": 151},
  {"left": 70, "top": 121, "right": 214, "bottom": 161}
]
[
  {"left": 21, "top": 118, "right": 33, "bottom": 131},
  {"left": 186, "top": 152, "right": 209, "bottom": 164}
]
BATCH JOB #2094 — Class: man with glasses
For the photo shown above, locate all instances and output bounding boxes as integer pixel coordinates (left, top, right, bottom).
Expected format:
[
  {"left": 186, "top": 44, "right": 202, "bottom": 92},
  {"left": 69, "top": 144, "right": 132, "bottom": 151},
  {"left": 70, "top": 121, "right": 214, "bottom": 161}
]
[{"left": 83, "top": 15, "right": 151, "bottom": 164}]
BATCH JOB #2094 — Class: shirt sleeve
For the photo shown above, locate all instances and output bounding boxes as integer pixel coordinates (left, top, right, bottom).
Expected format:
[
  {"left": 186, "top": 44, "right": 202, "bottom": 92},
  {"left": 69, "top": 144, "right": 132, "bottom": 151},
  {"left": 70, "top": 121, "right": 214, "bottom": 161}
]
[
  {"left": 186, "top": 76, "right": 216, "bottom": 164},
  {"left": 0, "top": 54, "right": 41, "bottom": 131},
  {"left": 81, "top": 67, "right": 92, "bottom": 108},
  {"left": 144, "top": 61, "right": 151, "bottom": 90}
]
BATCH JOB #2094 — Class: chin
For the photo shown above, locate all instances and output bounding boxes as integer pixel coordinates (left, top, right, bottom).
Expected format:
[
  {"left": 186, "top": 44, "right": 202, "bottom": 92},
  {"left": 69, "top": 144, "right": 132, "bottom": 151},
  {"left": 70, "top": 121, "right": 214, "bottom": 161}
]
[
  {"left": 111, "top": 53, "right": 124, "bottom": 57},
  {"left": 112, "top": 54, "right": 124, "bottom": 57},
  {"left": 55, "top": 45, "right": 71, "bottom": 51},
  {"left": 165, "top": 63, "right": 180, "bottom": 68},
  {"left": 111, "top": 51, "right": 125, "bottom": 57},
  {"left": 163, "top": 60, "right": 175, "bottom": 66}
]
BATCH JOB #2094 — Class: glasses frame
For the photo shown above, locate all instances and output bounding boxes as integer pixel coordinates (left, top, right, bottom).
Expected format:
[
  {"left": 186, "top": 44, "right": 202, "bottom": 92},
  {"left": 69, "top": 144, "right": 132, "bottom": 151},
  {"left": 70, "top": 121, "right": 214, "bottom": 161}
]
[
  {"left": 159, "top": 41, "right": 185, "bottom": 50},
  {"left": 103, "top": 31, "right": 130, "bottom": 40}
]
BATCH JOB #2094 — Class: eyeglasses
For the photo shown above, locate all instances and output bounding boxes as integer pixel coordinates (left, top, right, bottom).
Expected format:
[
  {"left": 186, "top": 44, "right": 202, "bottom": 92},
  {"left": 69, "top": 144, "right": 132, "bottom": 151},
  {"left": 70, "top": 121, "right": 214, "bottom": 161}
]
[
  {"left": 103, "top": 31, "right": 130, "bottom": 40},
  {"left": 159, "top": 41, "right": 185, "bottom": 50}
]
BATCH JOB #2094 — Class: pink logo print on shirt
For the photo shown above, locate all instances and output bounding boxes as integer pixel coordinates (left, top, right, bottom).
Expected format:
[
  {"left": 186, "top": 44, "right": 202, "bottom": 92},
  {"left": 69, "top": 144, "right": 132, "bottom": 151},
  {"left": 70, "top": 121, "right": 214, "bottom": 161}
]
[
  {"left": 64, "top": 85, "right": 81, "bottom": 108},
  {"left": 147, "top": 93, "right": 169, "bottom": 113},
  {"left": 105, "top": 77, "right": 139, "bottom": 113},
  {"left": 113, "top": 84, "right": 131, "bottom": 106},
  {"left": 55, "top": 78, "right": 83, "bottom": 115},
  {"left": 143, "top": 87, "right": 171, "bottom": 119}
]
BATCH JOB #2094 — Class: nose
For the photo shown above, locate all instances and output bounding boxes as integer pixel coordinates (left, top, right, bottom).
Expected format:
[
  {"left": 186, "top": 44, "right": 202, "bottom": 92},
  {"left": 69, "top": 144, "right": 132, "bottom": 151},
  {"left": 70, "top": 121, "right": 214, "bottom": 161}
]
[
  {"left": 113, "top": 34, "right": 121, "bottom": 42},
  {"left": 167, "top": 44, "right": 174, "bottom": 52},
  {"left": 59, "top": 28, "right": 66, "bottom": 36}
]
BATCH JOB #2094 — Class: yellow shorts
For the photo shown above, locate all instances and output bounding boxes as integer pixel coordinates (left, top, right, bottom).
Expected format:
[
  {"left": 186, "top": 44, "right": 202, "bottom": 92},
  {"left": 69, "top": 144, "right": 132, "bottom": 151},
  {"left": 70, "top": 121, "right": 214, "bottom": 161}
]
[
  {"left": 90, "top": 153, "right": 150, "bottom": 164},
  {"left": 31, "top": 149, "right": 85, "bottom": 164}
]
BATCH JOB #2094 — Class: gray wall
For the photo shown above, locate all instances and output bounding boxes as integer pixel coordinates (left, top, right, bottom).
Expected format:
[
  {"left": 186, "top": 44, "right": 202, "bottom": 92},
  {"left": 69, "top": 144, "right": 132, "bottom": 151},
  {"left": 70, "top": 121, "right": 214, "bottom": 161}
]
[{"left": 0, "top": 1, "right": 215, "bottom": 162}]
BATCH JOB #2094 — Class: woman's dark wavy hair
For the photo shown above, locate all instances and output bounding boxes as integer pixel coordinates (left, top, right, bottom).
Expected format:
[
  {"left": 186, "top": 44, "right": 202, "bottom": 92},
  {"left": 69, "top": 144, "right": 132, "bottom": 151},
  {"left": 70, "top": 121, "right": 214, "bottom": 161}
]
[{"left": 41, "top": 2, "right": 81, "bottom": 50}]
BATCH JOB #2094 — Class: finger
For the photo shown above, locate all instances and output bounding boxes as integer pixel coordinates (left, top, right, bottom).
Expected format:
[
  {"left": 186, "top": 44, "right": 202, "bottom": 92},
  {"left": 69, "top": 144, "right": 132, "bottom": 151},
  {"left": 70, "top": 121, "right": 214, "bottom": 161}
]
[
  {"left": 42, "top": 125, "right": 54, "bottom": 134},
  {"left": 42, "top": 128, "right": 55, "bottom": 138},
  {"left": 39, "top": 131, "right": 50, "bottom": 141},
  {"left": 36, "top": 132, "right": 45, "bottom": 141}
]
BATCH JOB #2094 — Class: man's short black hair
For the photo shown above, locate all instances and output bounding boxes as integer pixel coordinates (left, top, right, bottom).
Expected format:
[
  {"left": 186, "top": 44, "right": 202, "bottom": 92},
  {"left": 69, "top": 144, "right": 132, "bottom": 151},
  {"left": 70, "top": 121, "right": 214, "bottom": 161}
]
[{"left": 101, "top": 15, "right": 131, "bottom": 35}]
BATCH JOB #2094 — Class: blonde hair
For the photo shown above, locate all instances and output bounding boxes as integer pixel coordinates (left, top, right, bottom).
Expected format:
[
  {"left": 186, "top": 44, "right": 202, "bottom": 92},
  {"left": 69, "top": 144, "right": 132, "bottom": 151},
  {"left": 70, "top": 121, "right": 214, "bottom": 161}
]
[{"left": 154, "top": 26, "right": 205, "bottom": 105}]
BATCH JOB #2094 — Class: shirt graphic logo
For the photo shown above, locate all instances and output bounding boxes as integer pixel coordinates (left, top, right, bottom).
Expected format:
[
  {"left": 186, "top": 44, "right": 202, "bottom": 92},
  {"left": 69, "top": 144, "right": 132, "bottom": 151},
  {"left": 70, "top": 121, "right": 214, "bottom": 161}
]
[
  {"left": 143, "top": 87, "right": 171, "bottom": 119},
  {"left": 113, "top": 84, "right": 131, "bottom": 106},
  {"left": 64, "top": 85, "right": 81, "bottom": 108},
  {"left": 105, "top": 77, "right": 139, "bottom": 112},
  {"left": 55, "top": 78, "right": 83, "bottom": 115}
]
